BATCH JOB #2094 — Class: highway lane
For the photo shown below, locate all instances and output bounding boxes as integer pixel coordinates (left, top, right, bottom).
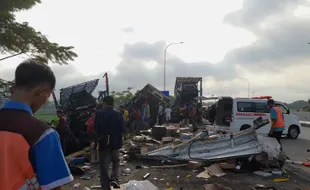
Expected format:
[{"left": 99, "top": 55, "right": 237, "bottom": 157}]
[
  {"left": 282, "top": 126, "right": 310, "bottom": 172},
  {"left": 293, "top": 111, "right": 310, "bottom": 121}
]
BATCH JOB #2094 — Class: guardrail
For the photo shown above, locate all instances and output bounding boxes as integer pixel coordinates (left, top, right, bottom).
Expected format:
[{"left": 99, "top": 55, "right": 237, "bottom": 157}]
[{"left": 300, "top": 121, "right": 310, "bottom": 128}]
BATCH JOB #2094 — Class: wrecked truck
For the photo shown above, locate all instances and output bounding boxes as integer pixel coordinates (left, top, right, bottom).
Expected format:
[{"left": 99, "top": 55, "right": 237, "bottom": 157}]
[{"left": 126, "top": 83, "right": 170, "bottom": 127}]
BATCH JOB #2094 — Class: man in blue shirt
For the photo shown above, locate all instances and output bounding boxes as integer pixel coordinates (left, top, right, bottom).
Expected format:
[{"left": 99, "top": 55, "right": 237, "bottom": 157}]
[
  {"left": 267, "top": 99, "right": 285, "bottom": 145},
  {"left": 0, "top": 59, "right": 73, "bottom": 189},
  {"left": 95, "top": 96, "right": 124, "bottom": 189}
]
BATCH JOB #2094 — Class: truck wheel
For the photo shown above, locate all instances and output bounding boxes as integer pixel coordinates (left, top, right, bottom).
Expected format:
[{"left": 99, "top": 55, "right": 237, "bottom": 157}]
[
  {"left": 240, "top": 125, "right": 251, "bottom": 131},
  {"left": 287, "top": 125, "right": 299, "bottom": 139}
]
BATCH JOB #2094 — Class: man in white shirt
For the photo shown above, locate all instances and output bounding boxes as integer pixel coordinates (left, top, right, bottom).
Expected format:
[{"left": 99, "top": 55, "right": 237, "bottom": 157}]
[
  {"left": 164, "top": 107, "right": 172, "bottom": 125},
  {"left": 157, "top": 103, "right": 164, "bottom": 125}
]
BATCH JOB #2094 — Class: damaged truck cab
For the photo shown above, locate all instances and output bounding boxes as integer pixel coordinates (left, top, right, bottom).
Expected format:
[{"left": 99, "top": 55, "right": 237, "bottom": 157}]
[{"left": 213, "top": 96, "right": 302, "bottom": 139}]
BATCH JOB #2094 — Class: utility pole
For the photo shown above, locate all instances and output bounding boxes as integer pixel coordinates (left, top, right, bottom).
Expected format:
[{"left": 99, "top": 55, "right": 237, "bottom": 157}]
[{"left": 164, "top": 42, "right": 184, "bottom": 91}]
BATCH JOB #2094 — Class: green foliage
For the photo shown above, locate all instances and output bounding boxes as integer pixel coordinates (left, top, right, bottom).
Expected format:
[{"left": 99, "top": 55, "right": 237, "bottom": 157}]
[
  {"left": 34, "top": 111, "right": 57, "bottom": 122},
  {"left": 108, "top": 90, "right": 134, "bottom": 107},
  {"left": 0, "top": 0, "right": 77, "bottom": 64},
  {"left": 0, "top": 78, "right": 13, "bottom": 100},
  {"left": 284, "top": 100, "right": 310, "bottom": 112},
  {"left": 0, "top": 0, "right": 41, "bottom": 12},
  {"left": 168, "top": 95, "right": 175, "bottom": 106}
]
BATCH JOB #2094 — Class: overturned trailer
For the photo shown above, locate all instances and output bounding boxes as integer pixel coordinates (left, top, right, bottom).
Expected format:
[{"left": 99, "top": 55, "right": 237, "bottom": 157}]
[
  {"left": 126, "top": 84, "right": 170, "bottom": 126},
  {"left": 57, "top": 79, "right": 99, "bottom": 154},
  {"left": 171, "top": 77, "right": 203, "bottom": 122}
]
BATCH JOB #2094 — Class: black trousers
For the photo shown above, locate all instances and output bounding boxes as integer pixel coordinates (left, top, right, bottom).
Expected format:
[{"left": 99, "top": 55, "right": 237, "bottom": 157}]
[
  {"left": 99, "top": 148, "right": 120, "bottom": 190},
  {"left": 273, "top": 131, "right": 283, "bottom": 145}
]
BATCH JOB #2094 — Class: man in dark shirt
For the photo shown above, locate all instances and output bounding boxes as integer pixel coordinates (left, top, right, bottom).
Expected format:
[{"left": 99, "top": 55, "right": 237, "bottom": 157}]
[
  {"left": 95, "top": 96, "right": 124, "bottom": 189},
  {"left": 56, "top": 109, "right": 69, "bottom": 152}
]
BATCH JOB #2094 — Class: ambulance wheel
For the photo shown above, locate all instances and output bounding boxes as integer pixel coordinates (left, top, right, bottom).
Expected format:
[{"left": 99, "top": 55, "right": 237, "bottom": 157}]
[
  {"left": 288, "top": 125, "right": 299, "bottom": 139},
  {"left": 240, "top": 125, "right": 251, "bottom": 131}
]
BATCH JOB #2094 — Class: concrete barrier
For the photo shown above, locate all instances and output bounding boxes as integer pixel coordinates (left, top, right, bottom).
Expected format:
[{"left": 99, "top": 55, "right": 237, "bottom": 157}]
[{"left": 300, "top": 121, "right": 310, "bottom": 128}]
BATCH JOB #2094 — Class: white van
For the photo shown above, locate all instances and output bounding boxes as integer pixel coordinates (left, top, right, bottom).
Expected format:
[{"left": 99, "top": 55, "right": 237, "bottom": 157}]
[{"left": 213, "top": 96, "right": 301, "bottom": 139}]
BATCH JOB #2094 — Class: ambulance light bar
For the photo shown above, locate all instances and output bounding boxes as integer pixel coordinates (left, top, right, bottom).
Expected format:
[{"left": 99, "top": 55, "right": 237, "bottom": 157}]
[{"left": 251, "top": 96, "right": 272, "bottom": 100}]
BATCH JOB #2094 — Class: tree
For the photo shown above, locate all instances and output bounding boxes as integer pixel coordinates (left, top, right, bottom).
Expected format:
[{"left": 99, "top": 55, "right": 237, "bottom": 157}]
[
  {"left": 0, "top": 0, "right": 77, "bottom": 64},
  {"left": 0, "top": 78, "right": 13, "bottom": 101},
  {"left": 101, "top": 90, "right": 133, "bottom": 107},
  {"left": 168, "top": 95, "right": 175, "bottom": 107}
]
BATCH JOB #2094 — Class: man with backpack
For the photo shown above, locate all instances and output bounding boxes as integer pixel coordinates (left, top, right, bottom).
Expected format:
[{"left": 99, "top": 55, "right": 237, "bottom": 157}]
[{"left": 0, "top": 59, "right": 73, "bottom": 189}]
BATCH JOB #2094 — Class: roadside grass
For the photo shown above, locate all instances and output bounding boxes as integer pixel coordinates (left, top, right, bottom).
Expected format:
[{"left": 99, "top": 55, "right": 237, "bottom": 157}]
[{"left": 35, "top": 111, "right": 57, "bottom": 122}]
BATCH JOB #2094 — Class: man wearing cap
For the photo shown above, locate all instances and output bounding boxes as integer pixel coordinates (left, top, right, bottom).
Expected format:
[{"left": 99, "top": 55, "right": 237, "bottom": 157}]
[{"left": 267, "top": 99, "right": 285, "bottom": 145}]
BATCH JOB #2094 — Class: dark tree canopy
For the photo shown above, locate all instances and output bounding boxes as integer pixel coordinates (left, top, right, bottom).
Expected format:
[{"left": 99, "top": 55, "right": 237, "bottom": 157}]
[
  {"left": 0, "top": 78, "right": 14, "bottom": 101},
  {"left": 0, "top": 0, "right": 77, "bottom": 64}
]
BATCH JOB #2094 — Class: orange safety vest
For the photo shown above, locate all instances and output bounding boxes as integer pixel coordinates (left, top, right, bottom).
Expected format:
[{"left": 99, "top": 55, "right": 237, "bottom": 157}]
[
  {"left": 0, "top": 132, "right": 41, "bottom": 190},
  {"left": 271, "top": 107, "right": 284, "bottom": 128}
]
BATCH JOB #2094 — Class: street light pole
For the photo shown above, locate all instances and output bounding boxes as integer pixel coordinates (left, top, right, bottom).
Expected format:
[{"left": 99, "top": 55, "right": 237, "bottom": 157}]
[
  {"left": 164, "top": 42, "right": 184, "bottom": 91},
  {"left": 239, "top": 77, "right": 250, "bottom": 98}
]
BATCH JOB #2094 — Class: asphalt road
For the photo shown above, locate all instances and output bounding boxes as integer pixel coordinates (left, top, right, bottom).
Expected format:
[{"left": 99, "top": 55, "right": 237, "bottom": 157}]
[
  {"left": 293, "top": 111, "right": 310, "bottom": 121},
  {"left": 282, "top": 126, "right": 310, "bottom": 172}
]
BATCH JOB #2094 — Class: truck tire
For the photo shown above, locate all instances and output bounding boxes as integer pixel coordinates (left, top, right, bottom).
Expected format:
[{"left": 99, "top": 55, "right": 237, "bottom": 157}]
[
  {"left": 240, "top": 125, "right": 251, "bottom": 131},
  {"left": 287, "top": 125, "right": 300, "bottom": 139}
]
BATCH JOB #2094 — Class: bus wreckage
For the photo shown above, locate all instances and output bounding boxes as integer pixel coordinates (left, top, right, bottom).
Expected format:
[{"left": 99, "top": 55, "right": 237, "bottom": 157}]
[{"left": 139, "top": 118, "right": 285, "bottom": 163}]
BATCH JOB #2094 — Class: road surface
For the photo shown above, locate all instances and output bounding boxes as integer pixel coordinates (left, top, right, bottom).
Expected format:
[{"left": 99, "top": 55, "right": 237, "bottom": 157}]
[
  {"left": 293, "top": 111, "right": 310, "bottom": 121},
  {"left": 282, "top": 126, "right": 310, "bottom": 173}
]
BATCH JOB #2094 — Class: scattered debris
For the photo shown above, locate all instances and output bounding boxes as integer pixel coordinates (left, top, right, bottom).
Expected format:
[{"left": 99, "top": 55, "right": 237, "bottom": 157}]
[
  {"left": 123, "top": 168, "right": 131, "bottom": 175},
  {"left": 90, "top": 185, "right": 102, "bottom": 189},
  {"left": 206, "top": 164, "right": 225, "bottom": 177},
  {"left": 253, "top": 171, "right": 273, "bottom": 178},
  {"left": 143, "top": 173, "right": 150, "bottom": 179},
  {"left": 80, "top": 173, "right": 96, "bottom": 180},
  {"left": 124, "top": 180, "right": 158, "bottom": 190},
  {"left": 196, "top": 169, "right": 211, "bottom": 179},
  {"left": 273, "top": 178, "right": 289, "bottom": 182},
  {"left": 188, "top": 161, "right": 203, "bottom": 169},
  {"left": 203, "top": 183, "right": 232, "bottom": 190},
  {"left": 151, "top": 164, "right": 187, "bottom": 169},
  {"left": 73, "top": 183, "right": 81, "bottom": 188},
  {"left": 65, "top": 115, "right": 308, "bottom": 190},
  {"left": 250, "top": 184, "right": 277, "bottom": 190}
]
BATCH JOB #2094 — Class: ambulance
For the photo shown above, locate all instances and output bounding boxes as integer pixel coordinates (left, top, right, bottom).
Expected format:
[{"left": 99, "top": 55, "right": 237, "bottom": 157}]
[{"left": 213, "top": 96, "right": 302, "bottom": 139}]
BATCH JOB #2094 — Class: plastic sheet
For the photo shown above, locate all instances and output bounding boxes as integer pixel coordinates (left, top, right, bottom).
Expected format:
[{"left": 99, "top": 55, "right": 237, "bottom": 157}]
[{"left": 124, "top": 180, "right": 158, "bottom": 190}]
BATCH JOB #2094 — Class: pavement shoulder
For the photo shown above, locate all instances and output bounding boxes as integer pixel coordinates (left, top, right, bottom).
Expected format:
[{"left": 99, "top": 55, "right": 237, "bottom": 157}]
[{"left": 285, "top": 164, "right": 310, "bottom": 183}]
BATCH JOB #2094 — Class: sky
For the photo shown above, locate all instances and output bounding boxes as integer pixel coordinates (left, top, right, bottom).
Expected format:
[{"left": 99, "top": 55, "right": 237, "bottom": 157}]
[{"left": 1, "top": 0, "right": 310, "bottom": 102}]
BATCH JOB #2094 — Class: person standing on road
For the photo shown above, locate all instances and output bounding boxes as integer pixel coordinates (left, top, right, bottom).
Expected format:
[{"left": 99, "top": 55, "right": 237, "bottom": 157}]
[
  {"left": 85, "top": 110, "right": 98, "bottom": 163},
  {"left": 0, "top": 59, "right": 73, "bottom": 189},
  {"left": 56, "top": 109, "right": 70, "bottom": 152},
  {"left": 129, "top": 107, "right": 137, "bottom": 133},
  {"left": 142, "top": 101, "right": 150, "bottom": 129},
  {"left": 157, "top": 102, "right": 164, "bottom": 125},
  {"left": 267, "top": 99, "right": 285, "bottom": 145},
  {"left": 164, "top": 106, "right": 172, "bottom": 125},
  {"left": 95, "top": 96, "right": 124, "bottom": 189},
  {"left": 120, "top": 106, "right": 129, "bottom": 133},
  {"left": 182, "top": 104, "right": 190, "bottom": 127},
  {"left": 135, "top": 106, "right": 142, "bottom": 131}
]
